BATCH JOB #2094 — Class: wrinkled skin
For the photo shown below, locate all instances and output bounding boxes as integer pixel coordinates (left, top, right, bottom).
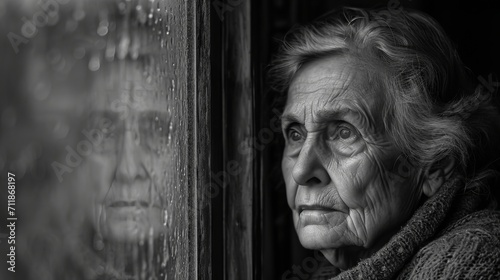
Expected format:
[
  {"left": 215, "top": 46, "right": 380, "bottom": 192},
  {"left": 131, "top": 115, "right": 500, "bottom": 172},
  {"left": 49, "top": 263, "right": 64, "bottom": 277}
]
[
  {"left": 86, "top": 60, "right": 174, "bottom": 243},
  {"left": 281, "top": 55, "right": 425, "bottom": 269}
]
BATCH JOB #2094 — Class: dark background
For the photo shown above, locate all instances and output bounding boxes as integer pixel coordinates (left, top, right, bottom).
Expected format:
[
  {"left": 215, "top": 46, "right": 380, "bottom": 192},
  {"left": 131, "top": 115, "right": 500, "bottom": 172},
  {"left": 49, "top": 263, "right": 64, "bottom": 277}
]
[
  {"left": 209, "top": 0, "right": 500, "bottom": 279},
  {"left": 249, "top": 0, "right": 500, "bottom": 279}
]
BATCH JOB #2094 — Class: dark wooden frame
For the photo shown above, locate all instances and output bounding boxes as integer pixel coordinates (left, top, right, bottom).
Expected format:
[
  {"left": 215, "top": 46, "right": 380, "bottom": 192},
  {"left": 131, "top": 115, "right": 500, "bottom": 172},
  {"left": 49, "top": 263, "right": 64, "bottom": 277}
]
[
  {"left": 212, "top": 0, "right": 262, "bottom": 279},
  {"left": 188, "top": 0, "right": 212, "bottom": 279},
  {"left": 221, "top": 1, "right": 258, "bottom": 279}
]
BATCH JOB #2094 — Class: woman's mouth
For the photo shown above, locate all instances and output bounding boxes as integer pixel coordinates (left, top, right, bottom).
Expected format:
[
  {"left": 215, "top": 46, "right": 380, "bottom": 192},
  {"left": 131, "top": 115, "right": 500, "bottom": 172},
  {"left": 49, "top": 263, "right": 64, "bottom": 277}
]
[
  {"left": 298, "top": 205, "right": 336, "bottom": 213},
  {"left": 297, "top": 205, "right": 339, "bottom": 226},
  {"left": 108, "top": 200, "right": 159, "bottom": 208}
]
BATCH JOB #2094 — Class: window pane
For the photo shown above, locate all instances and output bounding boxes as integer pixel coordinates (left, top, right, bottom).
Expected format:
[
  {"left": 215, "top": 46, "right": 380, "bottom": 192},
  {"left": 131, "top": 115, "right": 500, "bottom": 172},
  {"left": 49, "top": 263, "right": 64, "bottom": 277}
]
[{"left": 0, "top": 0, "right": 204, "bottom": 279}]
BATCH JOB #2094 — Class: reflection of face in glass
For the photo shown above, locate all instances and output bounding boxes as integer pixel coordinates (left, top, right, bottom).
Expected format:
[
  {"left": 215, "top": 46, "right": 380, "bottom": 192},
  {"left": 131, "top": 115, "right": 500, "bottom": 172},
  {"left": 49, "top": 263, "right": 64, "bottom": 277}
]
[{"left": 86, "top": 60, "right": 173, "bottom": 243}]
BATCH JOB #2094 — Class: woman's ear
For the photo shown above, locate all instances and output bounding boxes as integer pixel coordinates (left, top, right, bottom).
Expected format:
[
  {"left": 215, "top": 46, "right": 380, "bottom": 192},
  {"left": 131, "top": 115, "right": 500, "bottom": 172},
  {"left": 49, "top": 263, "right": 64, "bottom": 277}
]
[{"left": 422, "top": 156, "right": 456, "bottom": 197}]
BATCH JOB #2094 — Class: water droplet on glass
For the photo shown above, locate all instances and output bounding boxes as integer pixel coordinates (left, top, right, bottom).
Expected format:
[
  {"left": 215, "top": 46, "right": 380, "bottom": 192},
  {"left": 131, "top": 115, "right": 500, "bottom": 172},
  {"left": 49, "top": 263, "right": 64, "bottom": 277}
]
[
  {"left": 95, "top": 264, "right": 105, "bottom": 275},
  {"left": 97, "top": 24, "right": 109, "bottom": 36},
  {"left": 53, "top": 120, "right": 70, "bottom": 139},
  {"left": 170, "top": 79, "right": 175, "bottom": 91},
  {"left": 94, "top": 236, "right": 104, "bottom": 251},
  {"left": 139, "top": 231, "right": 145, "bottom": 246},
  {"left": 136, "top": 5, "right": 147, "bottom": 24},
  {"left": 130, "top": 32, "right": 140, "bottom": 60},
  {"left": 89, "top": 54, "right": 101, "bottom": 71},
  {"left": 118, "top": 2, "right": 127, "bottom": 14},
  {"left": 105, "top": 40, "right": 116, "bottom": 61},
  {"left": 163, "top": 209, "right": 169, "bottom": 226},
  {"left": 117, "top": 33, "right": 130, "bottom": 60}
]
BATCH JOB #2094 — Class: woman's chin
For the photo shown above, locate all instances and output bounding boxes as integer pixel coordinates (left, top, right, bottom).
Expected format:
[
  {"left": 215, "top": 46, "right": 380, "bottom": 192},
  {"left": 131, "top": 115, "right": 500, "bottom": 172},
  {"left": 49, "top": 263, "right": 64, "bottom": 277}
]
[
  {"left": 95, "top": 206, "right": 165, "bottom": 243},
  {"left": 296, "top": 224, "right": 367, "bottom": 269},
  {"left": 296, "top": 224, "right": 341, "bottom": 250},
  {"left": 101, "top": 220, "right": 164, "bottom": 243}
]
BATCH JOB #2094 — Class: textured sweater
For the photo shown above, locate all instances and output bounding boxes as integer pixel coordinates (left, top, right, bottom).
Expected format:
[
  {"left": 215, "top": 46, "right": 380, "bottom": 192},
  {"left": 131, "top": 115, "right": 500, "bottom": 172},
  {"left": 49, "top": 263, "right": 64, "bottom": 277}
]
[{"left": 312, "top": 175, "right": 500, "bottom": 279}]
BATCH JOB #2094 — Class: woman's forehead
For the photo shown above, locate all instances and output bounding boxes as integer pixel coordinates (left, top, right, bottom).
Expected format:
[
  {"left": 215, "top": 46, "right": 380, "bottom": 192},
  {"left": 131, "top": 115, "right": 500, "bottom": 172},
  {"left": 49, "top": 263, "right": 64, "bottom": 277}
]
[
  {"left": 286, "top": 55, "right": 383, "bottom": 113},
  {"left": 89, "top": 62, "right": 168, "bottom": 111}
]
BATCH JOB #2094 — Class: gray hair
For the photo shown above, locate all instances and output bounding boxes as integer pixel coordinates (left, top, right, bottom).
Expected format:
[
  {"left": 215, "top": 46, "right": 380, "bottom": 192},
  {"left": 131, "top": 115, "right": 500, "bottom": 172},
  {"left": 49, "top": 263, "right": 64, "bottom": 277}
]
[{"left": 269, "top": 7, "right": 500, "bottom": 173}]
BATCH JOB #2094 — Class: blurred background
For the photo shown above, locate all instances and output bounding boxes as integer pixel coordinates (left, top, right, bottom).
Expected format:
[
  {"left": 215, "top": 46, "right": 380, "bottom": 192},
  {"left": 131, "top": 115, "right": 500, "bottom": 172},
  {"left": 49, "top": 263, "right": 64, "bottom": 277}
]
[{"left": 0, "top": 0, "right": 195, "bottom": 279}]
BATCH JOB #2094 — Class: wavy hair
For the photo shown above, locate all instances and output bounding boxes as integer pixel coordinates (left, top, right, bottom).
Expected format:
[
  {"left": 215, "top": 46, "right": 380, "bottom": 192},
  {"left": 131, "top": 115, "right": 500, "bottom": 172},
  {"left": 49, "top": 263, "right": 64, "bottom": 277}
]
[{"left": 269, "top": 7, "right": 500, "bottom": 174}]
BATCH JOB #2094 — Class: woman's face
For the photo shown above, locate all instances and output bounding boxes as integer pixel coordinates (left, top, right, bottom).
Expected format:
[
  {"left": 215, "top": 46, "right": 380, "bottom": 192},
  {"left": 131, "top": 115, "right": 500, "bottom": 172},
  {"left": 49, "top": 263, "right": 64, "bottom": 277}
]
[
  {"left": 281, "top": 55, "right": 423, "bottom": 268},
  {"left": 85, "top": 60, "right": 174, "bottom": 243}
]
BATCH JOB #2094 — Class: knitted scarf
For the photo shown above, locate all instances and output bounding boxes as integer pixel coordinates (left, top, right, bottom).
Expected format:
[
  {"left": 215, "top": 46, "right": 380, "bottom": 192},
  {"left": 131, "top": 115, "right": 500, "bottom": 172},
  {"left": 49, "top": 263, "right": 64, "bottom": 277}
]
[{"left": 312, "top": 175, "right": 500, "bottom": 279}]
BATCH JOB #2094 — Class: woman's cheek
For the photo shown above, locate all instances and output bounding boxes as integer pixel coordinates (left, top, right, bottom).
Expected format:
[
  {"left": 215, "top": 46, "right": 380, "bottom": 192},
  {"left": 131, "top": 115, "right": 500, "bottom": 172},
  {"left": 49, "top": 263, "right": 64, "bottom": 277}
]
[
  {"left": 328, "top": 139, "right": 365, "bottom": 158},
  {"left": 333, "top": 152, "right": 381, "bottom": 208},
  {"left": 282, "top": 156, "right": 298, "bottom": 208},
  {"left": 86, "top": 156, "right": 115, "bottom": 199}
]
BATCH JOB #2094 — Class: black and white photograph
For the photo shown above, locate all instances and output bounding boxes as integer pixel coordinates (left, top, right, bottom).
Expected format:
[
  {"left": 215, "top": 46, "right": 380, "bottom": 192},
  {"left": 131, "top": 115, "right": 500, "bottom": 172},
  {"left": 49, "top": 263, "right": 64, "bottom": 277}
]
[{"left": 0, "top": 0, "right": 499, "bottom": 279}]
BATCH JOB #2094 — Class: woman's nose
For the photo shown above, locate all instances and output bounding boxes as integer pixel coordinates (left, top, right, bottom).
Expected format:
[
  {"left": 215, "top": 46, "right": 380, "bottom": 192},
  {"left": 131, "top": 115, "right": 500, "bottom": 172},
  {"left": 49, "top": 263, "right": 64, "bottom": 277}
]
[
  {"left": 291, "top": 139, "right": 330, "bottom": 187},
  {"left": 115, "top": 129, "right": 147, "bottom": 182}
]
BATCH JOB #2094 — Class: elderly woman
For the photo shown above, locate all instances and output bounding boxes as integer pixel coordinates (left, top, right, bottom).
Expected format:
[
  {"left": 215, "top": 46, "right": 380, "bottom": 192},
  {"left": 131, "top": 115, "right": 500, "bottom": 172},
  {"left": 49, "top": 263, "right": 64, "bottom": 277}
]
[{"left": 270, "top": 7, "right": 500, "bottom": 279}]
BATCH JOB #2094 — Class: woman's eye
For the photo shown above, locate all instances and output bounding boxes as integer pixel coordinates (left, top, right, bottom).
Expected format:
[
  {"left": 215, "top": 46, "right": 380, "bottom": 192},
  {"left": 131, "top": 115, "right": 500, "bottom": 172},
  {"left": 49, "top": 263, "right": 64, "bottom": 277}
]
[
  {"left": 338, "top": 127, "right": 352, "bottom": 139},
  {"left": 285, "top": 125, "right": 304, "bottom": 143},
  {"left": 328, "top": 123, "right": 358, "bottom": 142},
  {"left": 290, "top": 131, "right": 302, "bottom": 142}
]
